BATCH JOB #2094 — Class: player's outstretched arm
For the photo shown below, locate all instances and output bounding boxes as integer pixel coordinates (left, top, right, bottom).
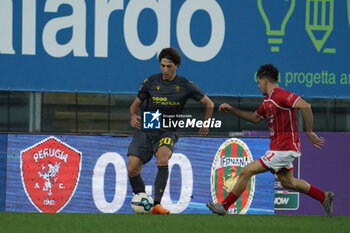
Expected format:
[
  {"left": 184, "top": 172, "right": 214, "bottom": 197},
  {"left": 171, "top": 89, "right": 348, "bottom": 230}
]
[
  {"left": 218, "top": 103, "right": 262, "bottom": 124},
  {"left": 295, "top": 98, "right": 324, "bottom": 149},
  {"left": 130, "top": 98, "right": 142, "bottom": 129},
  {"left": 199, "top": 96, "right": 214, "bottom": 136}
]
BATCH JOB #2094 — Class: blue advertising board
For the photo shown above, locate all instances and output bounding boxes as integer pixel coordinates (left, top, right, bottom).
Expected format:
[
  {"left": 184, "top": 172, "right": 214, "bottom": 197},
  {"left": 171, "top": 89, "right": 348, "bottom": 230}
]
[
  {"left": 0, "top": 135, "right": 7, "bottom": 211},
  {"left": 0, "top": 0, "right": 349, "bottom": 97},
  {"left": 4, "top": 134, "right": 274, "bottom": 214}
]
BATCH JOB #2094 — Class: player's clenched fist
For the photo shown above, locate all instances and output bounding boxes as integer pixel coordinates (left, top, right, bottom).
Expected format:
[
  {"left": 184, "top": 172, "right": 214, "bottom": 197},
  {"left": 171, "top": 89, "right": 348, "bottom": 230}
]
[
  {"left": 130, "top": 114, "right": 141, "bottom": 129},
  {"left": 218, "top": 103, "right": 233, "bottom": 113}
]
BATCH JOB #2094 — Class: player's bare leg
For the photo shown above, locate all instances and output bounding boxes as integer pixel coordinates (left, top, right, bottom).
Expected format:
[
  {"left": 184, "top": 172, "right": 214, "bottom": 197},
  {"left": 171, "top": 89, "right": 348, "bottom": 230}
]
[
  {"left": 230, "top": 160, "right": 267, "bottom": 195},
  {"left": 128, "top": 155, "right": 145, "bottom": 194},
  {"left": 152, "top": 146, "right": 172, "bottom": 214},
  {"left": 207, "top": 160, "right": 267, "bottom": 215},
  {"left": 277, "top": 169, "right": 335, "bottom": 217},
  {"left": 277, "top": 169, "right": 310, "bottom": 193}
]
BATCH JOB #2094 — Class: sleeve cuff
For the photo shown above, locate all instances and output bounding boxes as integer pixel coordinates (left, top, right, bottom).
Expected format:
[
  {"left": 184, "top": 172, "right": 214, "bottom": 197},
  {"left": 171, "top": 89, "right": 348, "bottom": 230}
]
[
  {"left": 136, "top": 96, "right": 143, "bottom": 102},
  {"left": 255, "top": 111, "right": 265, "bottom": 119}
]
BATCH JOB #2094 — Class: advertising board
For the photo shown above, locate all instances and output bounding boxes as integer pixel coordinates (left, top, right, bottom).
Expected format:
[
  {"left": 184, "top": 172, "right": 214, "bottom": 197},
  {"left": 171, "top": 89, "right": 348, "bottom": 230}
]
[
  {"left": 1, "top": 0, "right": 349, "bottom": 97},
  {"left": 5, "top": 134, "right": 274, "bottom": 214}
]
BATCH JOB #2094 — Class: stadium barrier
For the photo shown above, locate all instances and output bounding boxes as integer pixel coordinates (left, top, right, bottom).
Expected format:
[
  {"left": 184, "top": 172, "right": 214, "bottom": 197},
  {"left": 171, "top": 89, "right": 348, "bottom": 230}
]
[{"left": 1, "top": 132, "right": 349, "bottom": 216}]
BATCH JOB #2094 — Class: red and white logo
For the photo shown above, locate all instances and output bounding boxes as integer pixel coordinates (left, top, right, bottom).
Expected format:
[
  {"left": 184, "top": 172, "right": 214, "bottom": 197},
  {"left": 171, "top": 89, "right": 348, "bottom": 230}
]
[{"left": 20, "top": 136, "right": 82, "bottom": 213}]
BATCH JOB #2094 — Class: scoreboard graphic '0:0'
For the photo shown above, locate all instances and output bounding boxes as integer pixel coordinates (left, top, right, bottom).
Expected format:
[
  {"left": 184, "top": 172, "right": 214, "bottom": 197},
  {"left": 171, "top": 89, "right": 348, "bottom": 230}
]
[{"left": 210, "top": 138, "right": 255, "bottom": 214}]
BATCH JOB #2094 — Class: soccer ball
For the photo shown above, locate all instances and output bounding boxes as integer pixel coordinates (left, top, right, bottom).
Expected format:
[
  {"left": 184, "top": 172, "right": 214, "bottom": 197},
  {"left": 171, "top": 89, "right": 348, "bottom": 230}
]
[{"left": 131, "top": 192, "right": 154, "bottom": 214}]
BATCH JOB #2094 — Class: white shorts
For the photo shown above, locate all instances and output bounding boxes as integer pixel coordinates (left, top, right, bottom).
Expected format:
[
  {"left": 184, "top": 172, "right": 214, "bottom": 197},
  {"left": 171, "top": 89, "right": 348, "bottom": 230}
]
[{"left": 258, "top": 150, "right": 301, "bottom": 174}]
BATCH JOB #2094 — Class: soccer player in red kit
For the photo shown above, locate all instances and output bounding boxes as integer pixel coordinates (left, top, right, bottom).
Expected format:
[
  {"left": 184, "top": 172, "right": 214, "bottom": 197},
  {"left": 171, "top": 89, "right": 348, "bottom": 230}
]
[{"left": 206, "top": 64, "right": 335, "bottom": 217}]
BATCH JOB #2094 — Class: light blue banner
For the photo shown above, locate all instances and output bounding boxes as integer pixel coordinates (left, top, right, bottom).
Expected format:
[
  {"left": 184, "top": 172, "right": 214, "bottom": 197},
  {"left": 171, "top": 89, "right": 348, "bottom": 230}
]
[{"left": 0, "top": 0, "right": 349, "bottom": 97}]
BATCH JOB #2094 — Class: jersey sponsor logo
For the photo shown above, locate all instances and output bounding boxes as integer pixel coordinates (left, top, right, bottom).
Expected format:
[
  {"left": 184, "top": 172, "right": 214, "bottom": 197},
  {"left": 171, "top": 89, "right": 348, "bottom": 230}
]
[
  {"left": 210, "top": 138, "right": 255, "bottom": 214},
  {"left": 20, "top": 136, "right": 82, "bottom": 213},
  {"left": 152, "top": 96, "right": 180, "bottom": 105},
  {"left": 152, "top": 97, "right": 167, "bottom": 101},
  {"left": 268, "top": 103, "right": 273, "bottom": 112},
  {"left": 176, "top": 85, "right": 180, "bottom": 92},
  {"left": 143, "top": 110, "right": 162, "bottom": 129}
]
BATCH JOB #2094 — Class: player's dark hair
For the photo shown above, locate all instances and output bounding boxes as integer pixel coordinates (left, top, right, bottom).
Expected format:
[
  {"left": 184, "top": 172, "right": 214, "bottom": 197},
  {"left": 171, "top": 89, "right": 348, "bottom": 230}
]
[
  {"left": 257, "top": 64, "right": 279, "bottom": 83},
  {"left": 158, "top": 48, "right": 181, "bottom": 66}
]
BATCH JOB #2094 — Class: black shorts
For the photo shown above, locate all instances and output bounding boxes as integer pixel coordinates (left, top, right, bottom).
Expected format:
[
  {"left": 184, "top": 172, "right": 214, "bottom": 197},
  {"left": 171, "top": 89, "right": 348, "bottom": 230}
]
[{"left": 128, "top": 130, "right": 178, "bottom": 164}]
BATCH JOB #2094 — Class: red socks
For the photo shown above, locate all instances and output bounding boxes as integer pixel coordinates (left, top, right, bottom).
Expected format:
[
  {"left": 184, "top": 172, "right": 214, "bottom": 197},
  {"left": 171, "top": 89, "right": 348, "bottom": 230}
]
[
  {"left": 222, "top": 192, "right": 239, "bottom": 210},
  {"left": 222, "top": 185, "right": 325, "bottom": 210},
  {"left": 307, "top": 184, "right": 326, "bottom": 203}
]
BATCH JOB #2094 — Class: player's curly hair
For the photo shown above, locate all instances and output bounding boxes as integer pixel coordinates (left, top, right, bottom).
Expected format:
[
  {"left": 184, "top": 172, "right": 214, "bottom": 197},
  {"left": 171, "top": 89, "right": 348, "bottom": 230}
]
[
  {"left": 257, "top": 64, "right": 279, "bottom": 83},
  {"left": 158, "top": 48, "right": 181, "bottom": 66}
]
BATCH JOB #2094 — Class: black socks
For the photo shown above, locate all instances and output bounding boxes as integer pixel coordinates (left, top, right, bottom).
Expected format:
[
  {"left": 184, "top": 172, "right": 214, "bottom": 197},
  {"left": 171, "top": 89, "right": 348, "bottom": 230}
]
[
  {"left": 129, "top": 174, "right": 145, "bottom": 194},
  {"left": 154, "top": 166, "right": 169, "bottom": 205}
]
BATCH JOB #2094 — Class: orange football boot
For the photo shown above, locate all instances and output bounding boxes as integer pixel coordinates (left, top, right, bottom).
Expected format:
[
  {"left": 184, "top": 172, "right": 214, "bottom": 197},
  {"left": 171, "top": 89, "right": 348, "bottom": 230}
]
[{"left": 151, "top": 204, "right": 170, "bottom": 214}]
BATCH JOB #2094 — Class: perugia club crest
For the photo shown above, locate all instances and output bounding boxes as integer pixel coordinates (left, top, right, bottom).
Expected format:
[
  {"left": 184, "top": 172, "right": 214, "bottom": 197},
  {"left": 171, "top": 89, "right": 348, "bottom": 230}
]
[
  {"left": 210, "top": 138, "right": 255, "bottom": 214},
  {"left": 20, "top": 136, "right": 82, "bottom": 213}
]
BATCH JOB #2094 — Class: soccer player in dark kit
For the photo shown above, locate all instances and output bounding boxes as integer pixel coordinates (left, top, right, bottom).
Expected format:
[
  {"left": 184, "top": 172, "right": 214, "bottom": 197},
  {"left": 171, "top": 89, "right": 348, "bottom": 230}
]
[
  {"left": 207, "top": 64, "right": 335, "bottom": 217},
  {"left": 128, "top": 47, "right": 214, "bottom": 214}
]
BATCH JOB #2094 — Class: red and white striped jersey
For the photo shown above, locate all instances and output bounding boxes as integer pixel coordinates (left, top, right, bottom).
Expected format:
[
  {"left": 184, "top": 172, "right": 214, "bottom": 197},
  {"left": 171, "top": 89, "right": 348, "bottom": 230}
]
[{"left": 255, "top": 88, "right": 301, "bottom": 153}]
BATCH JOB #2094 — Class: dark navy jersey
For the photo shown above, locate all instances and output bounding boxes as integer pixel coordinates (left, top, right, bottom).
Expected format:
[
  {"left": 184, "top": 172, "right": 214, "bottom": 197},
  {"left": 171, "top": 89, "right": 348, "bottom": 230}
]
[{"left": 137, "top": 73, "right": 205, "bottom": 129}]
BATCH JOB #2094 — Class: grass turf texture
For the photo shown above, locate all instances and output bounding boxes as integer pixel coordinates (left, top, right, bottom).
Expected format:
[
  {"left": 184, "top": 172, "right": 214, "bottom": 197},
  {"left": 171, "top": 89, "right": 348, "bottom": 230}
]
[{"left": 0, "top": 213, "right": 349, "bottom": 233}]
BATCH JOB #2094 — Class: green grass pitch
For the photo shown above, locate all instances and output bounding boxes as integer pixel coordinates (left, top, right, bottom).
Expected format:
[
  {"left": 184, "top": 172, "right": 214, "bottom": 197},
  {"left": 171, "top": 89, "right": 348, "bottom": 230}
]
[{"left": 0, "top": 213, "right": 349, "bottom": 233}]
